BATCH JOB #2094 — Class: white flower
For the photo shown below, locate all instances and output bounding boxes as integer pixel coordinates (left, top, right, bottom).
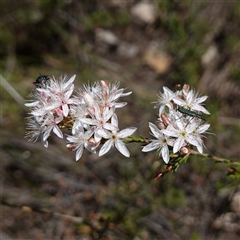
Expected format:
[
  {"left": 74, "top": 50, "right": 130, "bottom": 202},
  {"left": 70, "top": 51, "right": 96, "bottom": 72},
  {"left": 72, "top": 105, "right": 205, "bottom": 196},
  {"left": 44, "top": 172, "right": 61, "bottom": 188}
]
[
  {"left": 173, "top": 89, "right": 210, "bottom": 115},
  {"left": 162, "top": 119, "right": 205, "bottom": 153},
  {"left": 82, "top": 92, "right": 95, "bottom": 108},
  {"left": 25, "top": 116, "right": 48, "bottom": 147},
  {"left": 41, "top": 111, "right": 63, "bottom": 143},
  {"left": 142, "top": 123, "right": 170, "bottom": 164},
  {"left": 81, "top": 104, "right": 118, "bottom": 142},
  {"left": 99, "top": 114, "right": 137, "bottom": 157},
  {"left": 40, "top": 74, "right": 77, "bottom": 117},
  {"left": 25, "top": 74, "right": 78, "bottom": 147},
  {"left": 70, "top": 104, "right": 89, "bottom": 134},
  {"left": 191, "top": 123, "right": 210, "bottom": 153},
  {"left": 97, "top": 80, "right": 131, "bottom": 109},
  {"left": 80, "top": 80, "right": 131, "bottom": 110},
  {"left": 66, "top": 127, "right": 95, "bottom": 160},
  {"left": 155, "top": 86, "right": 177, "bottom": 115},
  {"left": 25, "top": 107, "right": 63, "bottom": 148},
  {"left": 25, "top": 74, "right": 136, "bottom": 158}
]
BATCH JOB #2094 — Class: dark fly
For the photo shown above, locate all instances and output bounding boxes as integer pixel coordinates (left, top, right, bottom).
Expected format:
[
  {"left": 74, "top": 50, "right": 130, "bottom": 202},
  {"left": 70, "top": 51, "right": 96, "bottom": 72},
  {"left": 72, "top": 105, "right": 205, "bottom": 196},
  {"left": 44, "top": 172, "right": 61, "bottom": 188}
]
[{"left": 33, "top": 74, "right": 50, "bottom": 88}]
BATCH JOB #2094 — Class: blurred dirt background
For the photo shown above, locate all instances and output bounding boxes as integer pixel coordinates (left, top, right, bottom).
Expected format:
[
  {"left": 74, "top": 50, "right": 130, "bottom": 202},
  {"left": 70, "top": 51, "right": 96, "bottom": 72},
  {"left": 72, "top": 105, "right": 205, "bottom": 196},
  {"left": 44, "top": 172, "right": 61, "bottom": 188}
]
[{"left": 1, "top": 1, "right": 240, "bottom": 240}]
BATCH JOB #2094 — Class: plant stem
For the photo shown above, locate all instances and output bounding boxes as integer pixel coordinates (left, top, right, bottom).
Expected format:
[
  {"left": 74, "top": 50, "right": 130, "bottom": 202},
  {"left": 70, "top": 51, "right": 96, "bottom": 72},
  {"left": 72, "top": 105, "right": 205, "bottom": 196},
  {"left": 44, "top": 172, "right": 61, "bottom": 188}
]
[
  {"left": 126, "top": 136, "right": 240, "bottom": 166},
  {"left": 190, "top": 150, "right": 240, "bottom": 165}
]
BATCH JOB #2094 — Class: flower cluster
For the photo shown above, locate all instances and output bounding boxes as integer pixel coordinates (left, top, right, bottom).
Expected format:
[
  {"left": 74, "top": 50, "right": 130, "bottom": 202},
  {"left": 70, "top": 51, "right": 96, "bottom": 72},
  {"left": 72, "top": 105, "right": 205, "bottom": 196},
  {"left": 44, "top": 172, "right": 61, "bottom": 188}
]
[
  {"left": 25, "top": 74, "right": 136, "bottom": 160},
  {"left": 142, "top": 84, "right": 210, "bottom": 164}
]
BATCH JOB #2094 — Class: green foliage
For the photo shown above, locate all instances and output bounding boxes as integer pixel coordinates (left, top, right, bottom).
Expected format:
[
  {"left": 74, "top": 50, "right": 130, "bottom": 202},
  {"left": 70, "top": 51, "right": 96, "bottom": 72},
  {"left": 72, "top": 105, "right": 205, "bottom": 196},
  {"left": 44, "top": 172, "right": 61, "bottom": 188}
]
[
  {"left": 190, "top": 232, "right": 201, "bottom": 240},
  {"left": 155, "top": 1, "right": 210, "bottom": 86},
  {"left": 163, "top": 187, "right": 185, "bottom": 207},
  {"left": 232, "top": 1, "right": 240, "bottom": 17},
  {"left": 229, "top": 66, "right": 240, "bottom": 83},
  {"left": 224, "top": 35, "right": 240, "bottom": 52},
  {"left": 83, "top": 9, "right": 129, "bottom": 30}
]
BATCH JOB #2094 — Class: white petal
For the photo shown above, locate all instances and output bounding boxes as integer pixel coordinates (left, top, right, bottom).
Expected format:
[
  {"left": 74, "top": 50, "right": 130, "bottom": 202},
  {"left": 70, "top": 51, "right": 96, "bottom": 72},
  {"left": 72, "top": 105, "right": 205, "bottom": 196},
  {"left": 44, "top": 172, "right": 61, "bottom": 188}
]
[
  {"left": 149, "top": 123, "right": 162, "bottom": 138},
  {"left": 186, "top": 90, "right": 194, "bottom": 102},
  {"left": 103, "top": 106, "right": 115, "bottom": 121},
  {"left": 193, "top": 105, "right": 210, "bottom": 114},
  {"left": 173, "top": 138, "right": 184, "bottom": 153},
  {"left": 114, "top": 102, "right": 127, "bottom": 108},
  {"left": 163, "top": 86, "right": 175, "bottom": 97},
  {"left": 64, "top": 74, "right": 76, "bottom": 88},
  {"left": 94, "top": 132, "right": 102, "bottom": 143},
  {"left": 76, "top": 145, "right": 84, "bottom": 160},
  {"left": 85, "top": 129, "right": 94, "bottom": 139},
  {"left": 115, "top": 140, "right": 130, "bottom": 157},
  {"left": 83, "top": 92, "right": 95, "bottom": 107},
  {"left": 120, "top": 91, "right": 132, "bottom": 97},
  {"left": 161, "top": 145, "right": 170, "bottom": 164},
  {"left": 162, "top": 126, "right": 179, "bottom": 137},
  {"left": 186, "top": 135, "right": 201, "bottom": 148},
  {"left": 53, "top": 126, "right": 63, "bottom": 138},
  {"left": 175, "top": 119, "right": 184, "bottom": 130},
  {"left": 25, "top": 101, "right": 40, "bottom": 107},
  {"left": 196, "top": 95, "right": 208, "bottom": 103},
  {"left": 97, "top": 129, "right": 111, "bottom": 138},
  {"left": 42, "top": 139, "right": 48, "bottom": 148},
  {"left": 118, "top": 127, "right": 137, "bottom": 138},
  {"left": 99, "top": 140, "right": 113, "bottom": 156},
  {"left": 62, "top": 104, "right": 69, "bottom": 117},
  {"left": 167, "top": 137, "right": 175, "bottom": 147},
  {"left": 196, "top": 144, "right": 203, "bottom": 154},
  {"left": 166, "top": 102, "right": 174, "bottom": 109},
  {"left": 172, "top": 97, "right": 185, "bottom": 106},
  {"left": 43, "top": 128, "right": 51, "bottom": 141},
  {"left": 111, "top": 113, "right": 118, "bottom": 127},
  {"left": 186, "top": 122, "right": 198, "bottom": 133},
  {"left": 142, "top": 141, "right": 160, "bottom": 152},
  {"left": 198, "top": 124, "right": 210, "bottom": 133},
  {"left": 103, "top": 122, "right": 118, "bottom": 131},
  {"left": 158, "top": 105, "right": 165, "bottom": 115},
  {"left": 113, "top": 89, "right": 124, "bottom": 100},
  {"left": 65, "top": 85, "right": 74, "bottom": 99},
  {"left": 81, "top": 118, "right": 97, "bottom": 125}
]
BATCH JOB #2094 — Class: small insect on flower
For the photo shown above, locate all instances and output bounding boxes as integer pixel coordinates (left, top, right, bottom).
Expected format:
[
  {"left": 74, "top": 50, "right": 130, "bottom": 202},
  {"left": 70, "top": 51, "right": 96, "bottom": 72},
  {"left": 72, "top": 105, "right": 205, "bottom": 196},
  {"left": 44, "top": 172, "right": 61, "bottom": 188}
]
[
  {"left": 177, "top": 107, "right": 206, "bottom": 121},
  {"left": 175, "top": 84, "right": 182, "bottom": 91},
  {"left": 33, "top": 74, "right": 50, "bottom": 88}
]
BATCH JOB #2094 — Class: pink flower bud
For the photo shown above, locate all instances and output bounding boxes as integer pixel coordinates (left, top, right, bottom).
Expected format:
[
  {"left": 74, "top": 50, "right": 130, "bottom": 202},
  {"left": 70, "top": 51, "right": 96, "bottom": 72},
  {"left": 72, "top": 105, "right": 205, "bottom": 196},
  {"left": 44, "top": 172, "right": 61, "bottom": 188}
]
[
  {"left": 161, "top": 114, "right": 170, "bottom": 127},
  {"left": 66, "top": 143, "right": 74, "bottom": 151},
  {"left": 83, "top": 92, "right": 94, "bottom": 107},
  {"left": 180, "top": 147, "right": 190, "bottom": 155},
  {"left": 183, "top": 84, "right": 190, "bottom": 93},
  {"left": 87, "top": 107, "right": 95, "bottom": 116},
  {"left": 100, "top": 80, "right": 109, "bottom": 89},
  {"left": 154, "top": 172, "right": 164, "bottom": 179},
  {"left": 100, "top": 80, "right": 109, "bottom": 96},
  {"left": 157, "top": 121, "right": 165, "bottom": 130}
]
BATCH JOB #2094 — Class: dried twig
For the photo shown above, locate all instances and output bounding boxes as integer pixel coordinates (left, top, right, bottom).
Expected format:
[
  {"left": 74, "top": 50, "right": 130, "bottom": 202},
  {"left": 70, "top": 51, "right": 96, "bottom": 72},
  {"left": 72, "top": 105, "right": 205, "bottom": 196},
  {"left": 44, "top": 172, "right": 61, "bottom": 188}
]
[{"left": 0, "top": 74, "right": 25, "bottom": 105}]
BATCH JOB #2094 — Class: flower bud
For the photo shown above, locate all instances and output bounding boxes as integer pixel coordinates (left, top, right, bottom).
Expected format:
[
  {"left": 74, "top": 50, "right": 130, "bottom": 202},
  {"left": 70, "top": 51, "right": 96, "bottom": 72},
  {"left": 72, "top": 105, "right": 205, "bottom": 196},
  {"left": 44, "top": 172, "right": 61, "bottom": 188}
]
[
  {"left": 100, "top": 80, "right": 109, "bottom": 89},
  {"left": 183, "top": 84, "right": 190, "bottom": 93},
  {"left": 180, "top": 147, "right": 190, "bottom": 155},
  {"left": 228, "top": 167, "right": 237, "bottom": 174},
  {"left": 156, "top": 121, "right": 165, "bottom": 129},
  {"left": 66, "top": 143, "right": 75, "bottom": 151},
  {"left": 154, "top": 172, "right": 164, "bottom": 179},
  {"left": 83, "top": 92, "right": 94, "bottom": 107},
  {"left": 87, "top": 107, "right": 95, "bottom": 116},
  {"left": 100, "top": 80, "right": 109, "bottom": 96},
  {"left": 161, "top": 114, "right": 170, "bottom": 127}
]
